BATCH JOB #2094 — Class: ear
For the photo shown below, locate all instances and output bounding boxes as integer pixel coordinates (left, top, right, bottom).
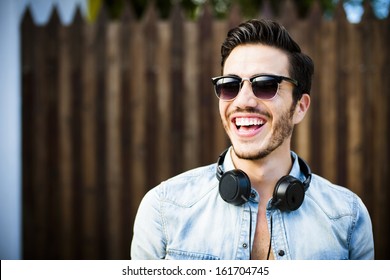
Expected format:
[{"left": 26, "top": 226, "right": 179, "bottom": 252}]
[{"left": 293, "top": 94, "right": 310, "bottom": 124}]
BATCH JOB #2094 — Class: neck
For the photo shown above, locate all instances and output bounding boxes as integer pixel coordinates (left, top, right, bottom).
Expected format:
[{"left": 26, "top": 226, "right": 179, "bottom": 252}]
[{"left": 231, "top": 146, "right": 293, "bottom": 204}]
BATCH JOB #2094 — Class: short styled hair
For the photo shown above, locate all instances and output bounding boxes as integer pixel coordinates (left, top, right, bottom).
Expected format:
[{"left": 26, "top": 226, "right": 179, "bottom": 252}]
[{"left": 221, "top": 19, "right": 314, "bottom": 101}]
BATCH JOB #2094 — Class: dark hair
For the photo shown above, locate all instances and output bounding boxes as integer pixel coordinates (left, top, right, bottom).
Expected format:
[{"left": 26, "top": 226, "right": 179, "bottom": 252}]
[{"left": 221, "top": 19, "right": 314, "bottom": 102}]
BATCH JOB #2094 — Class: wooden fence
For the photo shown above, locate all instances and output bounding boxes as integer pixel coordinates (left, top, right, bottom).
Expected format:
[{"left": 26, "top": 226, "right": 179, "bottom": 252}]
[{"left": 21, "top": 1, "right": 390, "bottom": 259}]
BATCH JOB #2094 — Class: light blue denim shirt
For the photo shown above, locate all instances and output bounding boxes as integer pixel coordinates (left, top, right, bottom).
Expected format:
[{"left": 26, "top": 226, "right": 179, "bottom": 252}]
[{"left": 131, "top": 149, "right": 374, "bottom": 260}]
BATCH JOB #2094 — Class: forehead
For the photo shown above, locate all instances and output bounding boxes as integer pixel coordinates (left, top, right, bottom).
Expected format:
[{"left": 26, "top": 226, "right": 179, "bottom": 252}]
[{"left": 223, "top": 44, "right": 290, "bottom": 77}]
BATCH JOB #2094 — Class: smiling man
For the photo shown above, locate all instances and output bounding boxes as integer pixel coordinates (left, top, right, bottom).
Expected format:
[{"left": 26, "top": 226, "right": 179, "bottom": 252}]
[{"left": 131, "top": 19, "right": 374, "bottom": 260}]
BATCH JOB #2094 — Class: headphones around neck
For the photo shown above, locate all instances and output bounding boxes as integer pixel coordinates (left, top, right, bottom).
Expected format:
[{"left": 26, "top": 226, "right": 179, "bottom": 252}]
[{"left": 216, "top": 148, "right": 312, "bottom": 211}]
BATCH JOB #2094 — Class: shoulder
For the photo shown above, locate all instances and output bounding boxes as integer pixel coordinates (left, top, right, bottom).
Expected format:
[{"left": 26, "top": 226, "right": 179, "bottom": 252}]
[
  {"left": 148, "top": 163, "right": 219, "bottom": 207},
  {"left": 305, "top": 174, "right": 368, "bottom": 219}
]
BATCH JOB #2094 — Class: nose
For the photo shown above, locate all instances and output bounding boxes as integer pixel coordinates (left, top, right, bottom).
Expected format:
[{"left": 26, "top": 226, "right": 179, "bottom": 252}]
[{"left": 234, "top": 79, "right": 258, "bottom": 107}]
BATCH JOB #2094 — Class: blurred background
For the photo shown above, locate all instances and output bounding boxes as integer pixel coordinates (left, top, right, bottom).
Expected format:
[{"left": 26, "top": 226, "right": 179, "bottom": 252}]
[{"left": 1, "top": 0, "right": 389, "bottom": 260}]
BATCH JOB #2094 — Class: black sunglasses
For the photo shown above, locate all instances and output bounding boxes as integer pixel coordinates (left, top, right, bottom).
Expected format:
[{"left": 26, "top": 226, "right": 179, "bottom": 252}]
[{"left": 211, "top": 74, "right": 299, "bottom": 101}]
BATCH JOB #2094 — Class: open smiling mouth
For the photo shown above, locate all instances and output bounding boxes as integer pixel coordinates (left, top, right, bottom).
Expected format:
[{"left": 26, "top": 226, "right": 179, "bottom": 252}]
[{"left": 234, "top": 117, "right": 266, "bottom": 132}]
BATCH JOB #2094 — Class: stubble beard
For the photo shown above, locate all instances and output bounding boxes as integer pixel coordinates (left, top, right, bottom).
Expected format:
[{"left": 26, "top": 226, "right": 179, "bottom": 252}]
[{"left": 231, "top": 104, "right": 296, "bottom": 161}]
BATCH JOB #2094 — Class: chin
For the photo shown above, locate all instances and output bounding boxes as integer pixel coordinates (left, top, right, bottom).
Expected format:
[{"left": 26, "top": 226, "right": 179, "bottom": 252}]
[{"left": 232, "top": 144, "right": 270, "bottom": 161}]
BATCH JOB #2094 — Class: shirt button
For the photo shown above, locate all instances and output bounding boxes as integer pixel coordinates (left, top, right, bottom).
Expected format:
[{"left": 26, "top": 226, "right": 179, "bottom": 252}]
[
  {"left": 250, "top": 192, "right": 256, "bottom": 198},
  {"left": 242, "top": 243, "right": 248, "bottom": 249},
  {"left": 278, "top": 250, "right": 285, "bottom": 257}
]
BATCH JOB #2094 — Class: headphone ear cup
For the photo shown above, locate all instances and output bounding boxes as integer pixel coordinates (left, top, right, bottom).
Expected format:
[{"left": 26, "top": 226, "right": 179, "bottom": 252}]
[
  {"left": 219, "top": 170, "right": 251, "bottom": 206},
  {"left": 273, "top": 175, "right": 305, "bottom": 211}
]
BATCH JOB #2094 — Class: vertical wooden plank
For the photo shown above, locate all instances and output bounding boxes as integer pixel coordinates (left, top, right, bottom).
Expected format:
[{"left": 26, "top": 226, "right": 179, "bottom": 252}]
[
  {"left": 346, "top": 23, "right": 364, "bottom": 198},
  {"left": 120, "top": 3, "right": 135, "bottom": 260},
  {"left": 305, "top": 0, "right": 322, "bottom": 173},
  {"left": 31, "top": 20, "right": 49, "bottom": 260},
  {"left": 383, "top": 16, "right": 390, "bottom": 260},
  {"left": 69, "top": 9, "right": 84, "bottom": 260},
  {"left": 359, "top": 3, "right": 376, "bottom": 219},
  {"left": 318, "top": 20, "right": 337, "bottom": 182},
  {"left": 21, "top": 7, "right": 36, "bottom": 259},
  {"left": 372, "top": 18, "right": 389, "bottom": 260},
  {"left": 258, "top": 0, "right": 275, "bottom": 20},
  {"left": 143, "top": 3, "right": 160, "bottom": 187},
  {"left": 184, "top": 20, "right": 200, "bottom": 169},
  {"left": 367, "top": 10, "right": 388, "bottom": 260},
  {"left": 30, "top": 8, "right": 61, "bottom": 258},
  {"left": 45, "top": 8, "right": 60, "bottom": 259},
  {"left": 106, "top": 19, "right": 122, "bottom": 259},
  {"left": 278, "top": 0, "right": 298, "bottom": 29},
  {"left": 227, "top": 2, "right": 241, "bottom": 29},
  {"left": 81, "top": 10, "right": 99, "bottom": 259},
  {"left": 170, "top": 3, "right": 185, "bottom": 175},
  {"left": 335, "top": 3, "right": 349, "bottom": 188},
  {"left": 94, "top": 6, "right": 109, "bottom": 259},
  {"left": 198, "top": 3, "right": 214, "bottom": 164},
  {"left": 157, "top": 19, "right": 172, "bottom": 178},
  {"left": 129, "top": 18, "right": 147, "bottom": 250},
  {"left": 58, "top": 12, "right": 75, "bottom": 260}
]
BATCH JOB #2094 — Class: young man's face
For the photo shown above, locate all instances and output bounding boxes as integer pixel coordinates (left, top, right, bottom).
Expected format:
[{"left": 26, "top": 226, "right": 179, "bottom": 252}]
[{"left": 219, "top": 44, "right": 306, "bottom": 160}]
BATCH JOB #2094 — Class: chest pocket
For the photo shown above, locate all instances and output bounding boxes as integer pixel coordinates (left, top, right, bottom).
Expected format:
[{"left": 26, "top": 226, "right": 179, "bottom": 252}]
[{"left": 166, "top": 249, "right": 220, "bottom": 260}]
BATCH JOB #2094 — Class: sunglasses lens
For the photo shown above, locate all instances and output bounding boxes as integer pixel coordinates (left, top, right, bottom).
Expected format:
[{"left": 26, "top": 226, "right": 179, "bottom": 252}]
[
  {"left": 215, "top": 77, "right": 240, "bottom": 100},
  {"left": 252, "top": 76, "right": 279, "bottom": 99}
]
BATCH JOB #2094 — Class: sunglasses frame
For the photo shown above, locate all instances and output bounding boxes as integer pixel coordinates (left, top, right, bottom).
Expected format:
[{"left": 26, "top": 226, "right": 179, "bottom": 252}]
[{"left": 211, "top": 74, "right": 299, "bottom": 101}]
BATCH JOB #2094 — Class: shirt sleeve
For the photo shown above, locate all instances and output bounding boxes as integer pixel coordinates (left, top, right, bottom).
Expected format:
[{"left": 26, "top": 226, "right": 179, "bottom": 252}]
[
  {"left": 348, "top": 196, "right": 375, "bottom": 259},
  {"left": 130, "top": 186, "right": 167, "bottom": 259}
]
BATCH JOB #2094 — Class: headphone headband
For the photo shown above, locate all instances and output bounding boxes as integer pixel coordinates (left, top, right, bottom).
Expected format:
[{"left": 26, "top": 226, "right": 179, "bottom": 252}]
[{"left": 216, "top": 149, "right": 228, "bottom": 181}]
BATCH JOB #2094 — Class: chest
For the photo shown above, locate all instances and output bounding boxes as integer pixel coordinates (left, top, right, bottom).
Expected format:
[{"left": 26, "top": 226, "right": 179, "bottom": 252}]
[{"left": 251, "top": 209, "right": 274, "bottom": 260}]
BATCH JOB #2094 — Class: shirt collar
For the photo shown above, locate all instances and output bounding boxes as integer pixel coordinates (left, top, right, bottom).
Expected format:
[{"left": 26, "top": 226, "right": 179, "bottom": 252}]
[
  {"left": 223, "top": 147, "right": 305, "bottom": 182},
  {"left": 289, "top": 151, "right": 307, "bottom": 182}
]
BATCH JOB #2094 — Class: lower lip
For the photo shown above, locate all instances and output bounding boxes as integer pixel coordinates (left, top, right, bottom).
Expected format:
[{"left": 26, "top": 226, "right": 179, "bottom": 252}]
[{"left": 233, "top": 123, "right": 264, "bottom": 138}]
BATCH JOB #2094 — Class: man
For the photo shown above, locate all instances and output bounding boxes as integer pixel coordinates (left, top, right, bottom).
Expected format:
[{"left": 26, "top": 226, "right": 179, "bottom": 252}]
[{"left": 131, "top": 19, "right": 374, "bottom": 260}]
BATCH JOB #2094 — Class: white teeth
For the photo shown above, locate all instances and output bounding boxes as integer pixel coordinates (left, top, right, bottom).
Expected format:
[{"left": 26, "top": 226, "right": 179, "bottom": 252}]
[{"left": 235, "top": 117, "right": 264, "bottom": 126}]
